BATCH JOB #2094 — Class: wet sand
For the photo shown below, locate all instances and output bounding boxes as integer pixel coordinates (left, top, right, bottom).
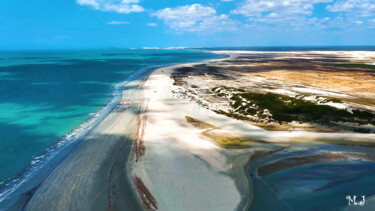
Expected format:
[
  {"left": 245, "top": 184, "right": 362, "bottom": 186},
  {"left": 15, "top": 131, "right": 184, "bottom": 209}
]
[{"left": 25, "top": 76, "right": 147, "bottom": 210}]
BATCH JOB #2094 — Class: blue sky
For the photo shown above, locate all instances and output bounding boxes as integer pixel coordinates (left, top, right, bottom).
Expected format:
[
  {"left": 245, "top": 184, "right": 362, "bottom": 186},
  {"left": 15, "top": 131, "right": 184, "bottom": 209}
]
[{"left": 0, "top": 0, "right": 375, "bottom": 49}]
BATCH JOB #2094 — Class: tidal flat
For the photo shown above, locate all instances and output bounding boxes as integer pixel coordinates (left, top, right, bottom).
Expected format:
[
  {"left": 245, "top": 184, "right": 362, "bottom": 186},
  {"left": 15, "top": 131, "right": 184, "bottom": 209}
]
[{"left": 169, "top": 50, "right": 375, "bottom": 210}]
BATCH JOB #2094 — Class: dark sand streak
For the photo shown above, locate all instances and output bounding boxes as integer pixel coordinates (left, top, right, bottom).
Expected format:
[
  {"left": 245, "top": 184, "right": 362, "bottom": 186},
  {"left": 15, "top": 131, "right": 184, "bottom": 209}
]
[
  {"left": 132, "top": 177, "right": 158, "bottom": 211},
  {"left": 133, "top": 106, "right": 147, "bottom": 163}
]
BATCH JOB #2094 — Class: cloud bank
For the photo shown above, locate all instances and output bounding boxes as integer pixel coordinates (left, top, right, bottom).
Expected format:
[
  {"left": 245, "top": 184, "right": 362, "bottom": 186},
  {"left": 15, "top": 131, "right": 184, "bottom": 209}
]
[
  {"left": 76, "top": 0, "right": 375, "bottom": 33},
  {"left": 153, "top": 4, "right": 238, "bottom": 32},
  {"left": 77, "top": 0, "right": 144, "bottom": 14}
]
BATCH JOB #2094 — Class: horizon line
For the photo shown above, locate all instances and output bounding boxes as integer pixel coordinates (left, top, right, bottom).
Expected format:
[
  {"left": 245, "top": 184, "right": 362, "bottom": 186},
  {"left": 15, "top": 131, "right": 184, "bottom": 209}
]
[{"left": 1, "top": 45, "right": 375, "bottom": 51}]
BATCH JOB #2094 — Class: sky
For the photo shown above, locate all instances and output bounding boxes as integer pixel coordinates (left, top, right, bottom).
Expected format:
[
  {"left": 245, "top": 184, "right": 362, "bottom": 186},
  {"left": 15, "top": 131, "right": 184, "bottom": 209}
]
[{"left": 0, "top": 0, "right": 375, "bottom": 49}]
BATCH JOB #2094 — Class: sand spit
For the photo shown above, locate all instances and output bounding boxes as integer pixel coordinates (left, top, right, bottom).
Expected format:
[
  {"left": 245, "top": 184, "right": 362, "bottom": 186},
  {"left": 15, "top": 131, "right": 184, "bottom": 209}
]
[
  {"left": 131, "top": 60, "right": 253, "bottom": 211},
  {"left": 23, "top": 57, "right": 252, "bottom": 211}
]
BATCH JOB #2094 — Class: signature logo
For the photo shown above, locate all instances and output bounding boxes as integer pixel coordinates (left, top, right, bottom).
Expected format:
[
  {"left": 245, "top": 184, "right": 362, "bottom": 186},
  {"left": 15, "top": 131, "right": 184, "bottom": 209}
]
[{"left": 346, "top": 195, "right": 365, "bottom": 206}]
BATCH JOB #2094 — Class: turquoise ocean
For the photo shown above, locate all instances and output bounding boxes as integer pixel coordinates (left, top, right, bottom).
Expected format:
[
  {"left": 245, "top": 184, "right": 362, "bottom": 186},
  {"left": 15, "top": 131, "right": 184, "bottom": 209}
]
[{"left": 0, "top": 49, "right": 219, "bottom": 205}]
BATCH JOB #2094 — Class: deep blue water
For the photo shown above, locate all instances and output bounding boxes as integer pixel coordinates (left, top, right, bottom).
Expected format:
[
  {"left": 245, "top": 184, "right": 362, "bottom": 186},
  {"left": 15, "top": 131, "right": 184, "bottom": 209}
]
[{"left": 0, "top": 49, "right": 219, "bottom": 203}]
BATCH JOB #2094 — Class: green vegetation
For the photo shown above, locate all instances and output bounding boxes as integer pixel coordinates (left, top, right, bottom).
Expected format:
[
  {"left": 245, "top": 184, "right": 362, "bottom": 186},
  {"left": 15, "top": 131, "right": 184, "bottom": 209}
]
[
  {"left": 214, "top": 110, "right": 250, "bottom": 121},
  {"left": 229, "top": 92, "right": 375, "bottom": 125},
  {"left": 353, "top": 128, "right": 371, "bottom": 133},
  {"left": 331, "top": 63, "right": 375, "bottom": 70}
]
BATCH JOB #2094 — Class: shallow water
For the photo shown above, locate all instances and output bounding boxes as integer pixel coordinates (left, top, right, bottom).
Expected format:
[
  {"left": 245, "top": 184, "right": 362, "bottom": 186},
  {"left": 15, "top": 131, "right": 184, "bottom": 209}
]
[
  {"left": 0, "top": 49, "right": 218, "bottom": 203},
  {"left": 248, "top": 144, "right": 375, "bottom": 210}
]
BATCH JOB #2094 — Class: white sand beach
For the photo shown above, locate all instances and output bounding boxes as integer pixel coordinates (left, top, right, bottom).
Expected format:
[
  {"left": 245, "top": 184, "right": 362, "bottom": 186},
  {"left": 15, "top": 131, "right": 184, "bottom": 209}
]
[{"left": 131, "top": 61, "right": 253, "bottom": 211}]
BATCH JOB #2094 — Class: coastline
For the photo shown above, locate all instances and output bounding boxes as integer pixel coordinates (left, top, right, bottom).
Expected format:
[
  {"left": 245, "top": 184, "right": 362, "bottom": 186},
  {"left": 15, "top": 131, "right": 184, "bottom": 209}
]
[
  {"left": 0, "top": 65, "right": 155, "bottom": 210},
  {"left": 2, "top": 53, "right": 230, "bottom": 210},
  {"left": 19, "top": 55, "right": 254, "bottom": 210},
  {"left": 24, "top": 69, "right": 151, "bottom": 210},
  {"left": 0, "top": 50, "right": 222, "bottom": 210},
  {"left": 3, "top": 49, "right": 375, "bottom": 210}
]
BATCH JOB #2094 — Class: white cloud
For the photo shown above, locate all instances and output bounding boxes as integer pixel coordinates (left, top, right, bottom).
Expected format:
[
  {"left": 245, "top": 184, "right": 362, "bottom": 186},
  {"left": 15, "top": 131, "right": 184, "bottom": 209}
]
[
  {"left": 154, "top": 4, "right": 216, "bottom": 29},
  {"left": 325, "top": 0, "right": 375, "bottom": 29},
  {"left": 352, "top": 20, "right": 364, "bottom": 25},
  {"left": 77, "top": 0, "right": 144, "bottom": 14},
  {"left": 327, "top": 0, "right": 375, "bottom": 17},
  {"left": 103, "top": 3, "right": 144, "bottom": 13},
  {"left": 147, "top": 23, "right": 157, "bottom": 27},
  {"left": 230, "top": 0, "right": 343, "bottom": 30},
  {"left": 121, "top": 0, "right": 139, "bottom": 3},
  {"left": 232, "top": 0, "right": 333, "bottom": 17},
  {"left": 107, "top": 21, "right": 130, "bottom": 24},
  {"left": 77, "top": 0, "right": 100, "bottom": 9},
  {"left": 153, "top": 4, "right": 238, "bottom": 32}
]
